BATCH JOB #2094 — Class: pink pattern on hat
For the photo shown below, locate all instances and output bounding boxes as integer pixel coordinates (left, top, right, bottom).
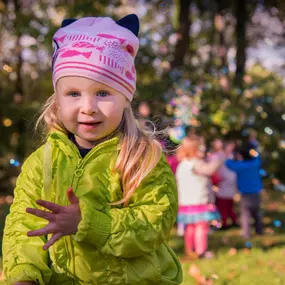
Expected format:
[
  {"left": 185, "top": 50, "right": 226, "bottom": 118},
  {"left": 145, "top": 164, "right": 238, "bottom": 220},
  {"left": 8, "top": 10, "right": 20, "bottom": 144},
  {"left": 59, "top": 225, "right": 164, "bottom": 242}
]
[
  {"left": 54, "top": 35, "right": 66, "bottom": 43},
  {"left": 60, "top": 50, "right": 92, "bottom": 59},
  {"left": 97, "top": 33, "right": 126, "bottom": 44},
  {"left": 52, "top": 17, "right": 139, "bottom": 101},
  {"left": 72, "top": 42, "right": 96, "bottom": 48},
  {"left": 126, "top": 71, "right": 135, "bottom": 81}
]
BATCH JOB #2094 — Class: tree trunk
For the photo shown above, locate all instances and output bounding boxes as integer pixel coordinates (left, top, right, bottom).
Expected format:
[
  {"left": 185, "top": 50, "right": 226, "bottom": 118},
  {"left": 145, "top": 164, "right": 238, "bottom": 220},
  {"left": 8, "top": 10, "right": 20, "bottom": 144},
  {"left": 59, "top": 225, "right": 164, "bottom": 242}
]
[
  {"left": 235, "top": 0, "right": 247, "bottom": 87},
  {"left": 205, "top": 0, "right": 228, "bottom": 73},
  {"left": 13, "top": 0, "right": 26, "bottom": 160},
  {"left": 205, "top": 6, "right": 216, "bottom": 73},
  {"left": 13, "top": 0, "right": 24, "bottom": 98},
  {"left": 216, "top": 0, "right": 227, "bottom": 69},
  {"left": 171, "top": 0, "right": 192, "bottom": 68}
]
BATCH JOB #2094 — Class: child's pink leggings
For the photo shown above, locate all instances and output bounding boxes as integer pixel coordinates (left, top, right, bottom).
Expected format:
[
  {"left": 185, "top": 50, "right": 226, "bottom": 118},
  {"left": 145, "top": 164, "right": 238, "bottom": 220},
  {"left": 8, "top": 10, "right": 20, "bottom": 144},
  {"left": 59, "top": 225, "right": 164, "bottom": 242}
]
[{"left": 184, "top": 222, "right": 209, "bottom": 255}]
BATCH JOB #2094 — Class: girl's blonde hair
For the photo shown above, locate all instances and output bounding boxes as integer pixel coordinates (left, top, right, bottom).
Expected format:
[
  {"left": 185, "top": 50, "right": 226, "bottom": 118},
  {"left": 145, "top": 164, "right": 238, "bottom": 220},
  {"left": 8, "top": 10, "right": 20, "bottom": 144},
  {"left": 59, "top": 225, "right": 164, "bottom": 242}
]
[
  {"left": 176, "top": 135, "right": 203, "bottom": 162},
  {"left": 36, "top": 94, "right": 162, "bottom": 206}
]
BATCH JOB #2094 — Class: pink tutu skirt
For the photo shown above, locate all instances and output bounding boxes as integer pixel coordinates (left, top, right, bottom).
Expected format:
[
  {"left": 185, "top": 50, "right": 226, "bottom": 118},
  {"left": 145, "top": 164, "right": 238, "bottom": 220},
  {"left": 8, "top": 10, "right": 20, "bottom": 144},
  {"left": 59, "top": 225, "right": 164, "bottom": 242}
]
[{"left": 177, "top": 204, "right": 221, "bottom": 225}]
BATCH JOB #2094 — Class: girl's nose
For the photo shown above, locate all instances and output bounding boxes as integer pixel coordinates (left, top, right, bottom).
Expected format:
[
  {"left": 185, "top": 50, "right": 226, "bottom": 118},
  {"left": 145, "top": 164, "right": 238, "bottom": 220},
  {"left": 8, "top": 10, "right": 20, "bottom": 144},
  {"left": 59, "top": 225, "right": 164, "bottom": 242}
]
[{"left": 81, "top": 97, "right": 99, "bottom": 115}]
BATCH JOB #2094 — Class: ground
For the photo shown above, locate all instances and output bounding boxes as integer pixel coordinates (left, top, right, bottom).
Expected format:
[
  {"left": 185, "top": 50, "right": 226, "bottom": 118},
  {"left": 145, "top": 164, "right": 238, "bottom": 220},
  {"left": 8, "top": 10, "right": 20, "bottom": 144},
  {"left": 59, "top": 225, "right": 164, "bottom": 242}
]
[{"left": 170, "top": 189, "right": 285, "bottom": 284}]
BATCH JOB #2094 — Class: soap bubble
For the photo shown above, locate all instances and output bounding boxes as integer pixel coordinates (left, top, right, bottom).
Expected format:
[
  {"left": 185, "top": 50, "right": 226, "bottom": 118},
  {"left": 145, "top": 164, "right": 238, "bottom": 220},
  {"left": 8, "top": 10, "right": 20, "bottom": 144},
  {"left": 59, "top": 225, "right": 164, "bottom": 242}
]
[
  {"left": 159, "top": 2, "right": 169, "bottom": 13},
  {"left": 245, "top": 241, "right": 252, "bottom": 248},
  {"left": 273, "top": 220, "right": 282, "bottom": 228}
]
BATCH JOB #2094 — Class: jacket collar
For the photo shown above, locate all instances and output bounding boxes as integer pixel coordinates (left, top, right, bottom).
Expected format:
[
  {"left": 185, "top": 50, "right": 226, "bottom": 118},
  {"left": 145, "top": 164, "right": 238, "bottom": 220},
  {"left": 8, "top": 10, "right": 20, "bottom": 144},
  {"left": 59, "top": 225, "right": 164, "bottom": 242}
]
[{"left": 47, "top": 130, "right": 121, "bottom": 158}]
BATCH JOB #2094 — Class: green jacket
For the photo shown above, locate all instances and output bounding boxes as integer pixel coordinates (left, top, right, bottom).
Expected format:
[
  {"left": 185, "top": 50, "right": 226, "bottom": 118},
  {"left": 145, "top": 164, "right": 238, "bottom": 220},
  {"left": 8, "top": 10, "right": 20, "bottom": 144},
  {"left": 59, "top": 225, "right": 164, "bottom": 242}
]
[{"left": 3, "top": 131, "right": 182, "bottom": 285}]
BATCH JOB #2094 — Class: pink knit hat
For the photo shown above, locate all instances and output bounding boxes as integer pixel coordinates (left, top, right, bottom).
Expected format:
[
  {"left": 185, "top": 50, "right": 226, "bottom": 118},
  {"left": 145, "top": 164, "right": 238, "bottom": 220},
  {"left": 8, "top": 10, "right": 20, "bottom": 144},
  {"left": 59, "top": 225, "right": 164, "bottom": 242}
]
[{"left": 52, "top": 15, "right": 139, "bottom": 101}]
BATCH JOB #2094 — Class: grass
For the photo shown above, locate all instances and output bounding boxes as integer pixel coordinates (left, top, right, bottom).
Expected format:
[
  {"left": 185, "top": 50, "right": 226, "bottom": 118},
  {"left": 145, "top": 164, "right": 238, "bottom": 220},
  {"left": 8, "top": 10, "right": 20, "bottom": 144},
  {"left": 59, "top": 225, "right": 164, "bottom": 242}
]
[{"left": 170, "top": 189, "right": 285, "bottom": 284}]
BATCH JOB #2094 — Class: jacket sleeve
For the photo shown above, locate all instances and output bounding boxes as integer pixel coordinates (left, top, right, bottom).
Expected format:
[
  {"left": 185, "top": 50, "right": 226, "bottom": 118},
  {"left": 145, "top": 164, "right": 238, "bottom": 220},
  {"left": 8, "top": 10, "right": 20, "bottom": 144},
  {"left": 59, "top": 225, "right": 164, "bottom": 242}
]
[
  {"left": 194, "top": 157, "right": 224, "bottom": 176},
  {"left": 3, "top": 148, "right": 52, "bottom": 285},
  {"left": 73, "top": 154, "right": 178, "bottom": 258},
  {"left": 226, "top": 157, "right": 260, "bottom": 172}
]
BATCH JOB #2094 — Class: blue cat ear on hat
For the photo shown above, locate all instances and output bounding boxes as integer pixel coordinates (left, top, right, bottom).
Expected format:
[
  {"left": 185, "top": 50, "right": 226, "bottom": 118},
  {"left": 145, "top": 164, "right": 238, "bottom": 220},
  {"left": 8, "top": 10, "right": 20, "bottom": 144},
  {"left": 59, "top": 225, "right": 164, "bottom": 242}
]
[
  {"left": 116, "top": 14, "right": 139, "bottom": 37},
  {"left": 61, "top": 18, "right": 78, "bottom": 28}
]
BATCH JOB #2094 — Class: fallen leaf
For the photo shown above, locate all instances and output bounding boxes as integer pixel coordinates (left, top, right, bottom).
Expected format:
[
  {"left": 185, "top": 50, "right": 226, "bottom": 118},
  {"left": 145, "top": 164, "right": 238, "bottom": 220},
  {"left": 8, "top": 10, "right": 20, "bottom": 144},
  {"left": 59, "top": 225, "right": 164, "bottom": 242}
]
[
  {"left": 228, "top": 248, "right": 237, "bottom": 256},
  {"left": 263, "top": 239, "right": 273, "bottom": 246},
  {"left": 188, "top": 263, "right": 207, "bottom": 284},
  {"left": 227, "top": 271, "right": 237, "bottom": 280},
  {"left": 241, "top": 265, "right": 248, "bottom": 271},
  {"left": 211, "top": 273, "right": 219, "bottom": 280},
  {"left": 263, "top": 216, "right": 272, "bottom": 224},
  {"left": 243, "top": 248, "right": 251, "bottom": 254},
  {"left": 267, "top": 202, "right": 279, "bottom": 211},
  {"left": 265, "top": 227, "right": 275, "bottom": 235},
  {"left": 188, "top": 263, "right": 201, "bottom": 277}
]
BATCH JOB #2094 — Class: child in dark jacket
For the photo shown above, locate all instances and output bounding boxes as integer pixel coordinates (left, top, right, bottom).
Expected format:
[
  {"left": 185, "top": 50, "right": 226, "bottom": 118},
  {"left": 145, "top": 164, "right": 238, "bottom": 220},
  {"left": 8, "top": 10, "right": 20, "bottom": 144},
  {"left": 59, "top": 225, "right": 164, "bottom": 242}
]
[{"left": 226, "top": 143, "right": 263, "bottom": 239}]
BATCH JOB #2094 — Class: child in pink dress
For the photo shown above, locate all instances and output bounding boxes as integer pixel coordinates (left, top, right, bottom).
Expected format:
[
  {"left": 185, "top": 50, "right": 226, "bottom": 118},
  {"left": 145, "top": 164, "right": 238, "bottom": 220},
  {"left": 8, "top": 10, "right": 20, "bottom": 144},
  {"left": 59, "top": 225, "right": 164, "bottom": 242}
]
[
  {"left": 210, "top": 139, "right": 238, "bottom": 229},
  {"left": 176, "top": 135, "right": 223, "bottom": 258}
]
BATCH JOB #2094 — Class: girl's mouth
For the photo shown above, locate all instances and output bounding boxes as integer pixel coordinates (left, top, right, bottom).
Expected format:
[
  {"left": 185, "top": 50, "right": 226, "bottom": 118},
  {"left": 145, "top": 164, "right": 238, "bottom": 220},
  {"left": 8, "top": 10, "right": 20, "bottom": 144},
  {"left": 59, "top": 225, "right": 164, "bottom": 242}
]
[{"left": 79, "top": 122, "right": 101, "bottom": 129}]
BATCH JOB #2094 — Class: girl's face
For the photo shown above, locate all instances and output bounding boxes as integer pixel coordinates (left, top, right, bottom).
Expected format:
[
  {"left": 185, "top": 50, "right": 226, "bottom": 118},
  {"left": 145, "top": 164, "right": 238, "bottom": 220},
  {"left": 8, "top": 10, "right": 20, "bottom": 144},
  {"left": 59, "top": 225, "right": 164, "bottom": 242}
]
[
  {"left": 212, "top": 139, "right": 223, "bottom": 152},
  {"left": 56, "top": 76, "right": 129, "bottom": 148},
  {"left": 225, "top": 142, "right": 235, "bottom": 155},
  {"left": 196, "top": 144, "right": 206, "bottom": 158}
]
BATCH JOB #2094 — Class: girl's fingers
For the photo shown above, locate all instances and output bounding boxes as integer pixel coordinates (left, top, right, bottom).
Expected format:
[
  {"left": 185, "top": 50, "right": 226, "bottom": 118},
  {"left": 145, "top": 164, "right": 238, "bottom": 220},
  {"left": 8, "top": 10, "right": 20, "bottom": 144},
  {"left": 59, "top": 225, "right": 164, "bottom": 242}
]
[
  {"left": 27, "top": 224, "right": 54, "bottom": 237},
  {"left": 36, "top": 199, "right": 62, "bottom": 213},
  {"left": 43, "top": 232, "right": 62, "bottom": 250},
  {"left": 26, "top": 207, "right": 54, "bottom": 221}
]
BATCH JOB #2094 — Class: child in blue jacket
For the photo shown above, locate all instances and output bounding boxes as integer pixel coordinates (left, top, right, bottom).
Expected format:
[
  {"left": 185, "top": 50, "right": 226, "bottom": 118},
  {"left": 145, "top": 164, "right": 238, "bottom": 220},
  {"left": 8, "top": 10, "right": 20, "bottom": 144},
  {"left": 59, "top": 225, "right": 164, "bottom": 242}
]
[{"left": 226, "top": 143, "right": 263, "bottom": 239}]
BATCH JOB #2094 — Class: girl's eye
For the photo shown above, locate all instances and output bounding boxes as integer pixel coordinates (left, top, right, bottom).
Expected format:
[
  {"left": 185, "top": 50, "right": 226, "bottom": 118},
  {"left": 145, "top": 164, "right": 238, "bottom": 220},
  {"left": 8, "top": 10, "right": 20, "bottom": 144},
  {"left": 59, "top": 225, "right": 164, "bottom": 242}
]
[
  {"left": 68, "top": 91, "right": 80, "bottom": 97},
  {"left": 97, "top": 90, "right": 109, "bottom": 97}
]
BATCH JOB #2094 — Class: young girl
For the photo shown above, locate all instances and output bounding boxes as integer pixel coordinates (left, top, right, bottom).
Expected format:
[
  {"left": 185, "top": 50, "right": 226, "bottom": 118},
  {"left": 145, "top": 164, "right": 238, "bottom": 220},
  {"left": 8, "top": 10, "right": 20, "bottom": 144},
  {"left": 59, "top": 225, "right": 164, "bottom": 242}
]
[
  {"left": 176, "top": 135, "right": 223, "bottom": 258},
  {"left": 3, "top": 15, "right": 182, "bottom": 285},
  {"left": 210, "top": 139, "right": 238, "bottom": 229}
]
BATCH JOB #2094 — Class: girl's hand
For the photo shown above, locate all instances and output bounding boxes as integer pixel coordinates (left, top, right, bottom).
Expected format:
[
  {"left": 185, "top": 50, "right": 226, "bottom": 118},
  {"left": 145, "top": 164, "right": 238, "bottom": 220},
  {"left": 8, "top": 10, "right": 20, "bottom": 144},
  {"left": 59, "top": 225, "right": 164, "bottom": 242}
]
[{"left": 26, "top": 187, "right": 81, "bottom": 250}]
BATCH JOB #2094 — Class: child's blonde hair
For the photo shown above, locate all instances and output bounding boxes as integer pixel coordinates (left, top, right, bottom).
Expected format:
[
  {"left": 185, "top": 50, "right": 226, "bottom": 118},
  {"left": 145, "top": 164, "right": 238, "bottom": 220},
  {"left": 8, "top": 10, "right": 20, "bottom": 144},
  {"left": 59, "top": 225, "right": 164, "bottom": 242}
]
[
  {"left": 36, "top": 94, "right": 162, "bottom": 206},
  {"left": 177, "top": 135, "right": 203, "bottom": 162}
]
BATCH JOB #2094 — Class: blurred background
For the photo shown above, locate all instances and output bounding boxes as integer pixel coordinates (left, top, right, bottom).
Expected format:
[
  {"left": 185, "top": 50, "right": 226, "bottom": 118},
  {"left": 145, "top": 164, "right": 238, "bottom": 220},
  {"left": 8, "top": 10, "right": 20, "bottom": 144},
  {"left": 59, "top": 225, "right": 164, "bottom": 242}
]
[{"left": 1, "top": 0, "right": 285, "bottom": 284}]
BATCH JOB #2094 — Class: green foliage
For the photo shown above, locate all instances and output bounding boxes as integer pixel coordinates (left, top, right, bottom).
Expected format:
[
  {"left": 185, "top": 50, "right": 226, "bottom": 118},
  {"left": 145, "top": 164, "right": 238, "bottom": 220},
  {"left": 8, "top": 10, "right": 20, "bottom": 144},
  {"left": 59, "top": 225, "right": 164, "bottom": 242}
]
[{"left": 1, "top": 1, "right": 285, "bottom": 193}]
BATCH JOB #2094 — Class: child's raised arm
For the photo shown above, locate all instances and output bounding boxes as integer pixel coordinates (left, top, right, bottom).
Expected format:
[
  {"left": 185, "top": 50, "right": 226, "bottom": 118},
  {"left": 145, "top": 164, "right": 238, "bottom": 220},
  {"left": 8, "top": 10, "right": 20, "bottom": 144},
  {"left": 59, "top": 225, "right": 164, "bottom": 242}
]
[
  {"left": 226, "top": 157, "right": 261, "bottom": 172},
  {"left": 3, "top": 147, "right": 52, "bottom": 285},
  {"left": 193, "top": 154, "right": 225, "bottom": 176},
  {"left": 72, "top": 154, "right": 178, "bottom": 258}
]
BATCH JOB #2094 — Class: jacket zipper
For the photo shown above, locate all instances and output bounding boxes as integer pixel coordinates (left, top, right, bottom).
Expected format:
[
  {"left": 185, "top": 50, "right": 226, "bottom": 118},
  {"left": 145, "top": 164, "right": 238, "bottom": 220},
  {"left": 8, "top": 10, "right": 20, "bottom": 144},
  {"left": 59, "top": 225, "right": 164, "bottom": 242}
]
[
  {"left": 70, "top": 137, "right": 119, "bottom": 192},
  {"left": 64, "top": 136, "right": 119, "bottom": 280}
]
